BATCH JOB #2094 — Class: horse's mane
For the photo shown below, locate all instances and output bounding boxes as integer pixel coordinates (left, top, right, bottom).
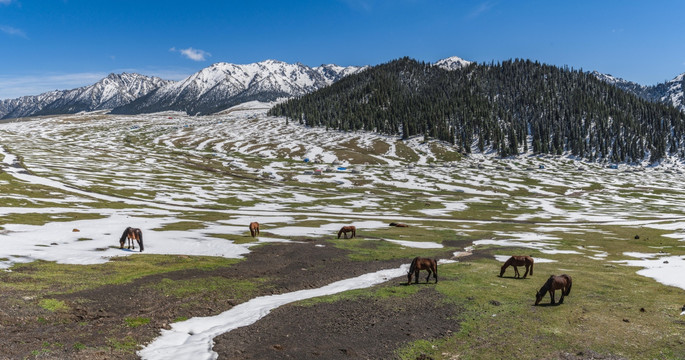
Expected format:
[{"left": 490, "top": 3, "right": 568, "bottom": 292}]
[
  {"left": 119, "top": 227, "right": 131, "bottom": 243},
  {"left": 539, "top": 275, "right": 555, "bottom": 293},
  {"left": 408, "top": 256, "right": 418, "bottom": 274}
]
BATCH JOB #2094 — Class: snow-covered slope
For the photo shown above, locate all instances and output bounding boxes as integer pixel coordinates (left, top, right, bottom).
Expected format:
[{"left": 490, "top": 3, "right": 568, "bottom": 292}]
[
  {"left": 0, "top": 73, "right": 171, "bottom": 119},
  {"left": 657, "top": 73, "right": 685, "bottom": 112},
  {"left": 592, "top": 71, "right": 685, "bottom": 113},
  {"left": 435, "top": 56, "right": 472, "bottom": 71},
  {"left": 112, "top": 60, "right": 366, "bottom": 116}
]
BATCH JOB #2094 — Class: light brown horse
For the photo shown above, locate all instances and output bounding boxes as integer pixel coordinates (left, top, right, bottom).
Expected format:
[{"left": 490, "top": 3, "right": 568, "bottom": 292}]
[
  {"left": 337, "top": 225, "right": 356, "bottom": 239},
  {"left": 249, "top": 222, "right": 260, "bottom": 237},
  {"left": 407, "top": 257, "right": 438, "bottom": 284},
  {"left": 499, "top": 255, "right": 534, "bottom": 278},
  {"left": 535, "top": 274, "right": 572, "bottom": 305},
  {"left": 119, "top": 227, "right": 144, "bottom": 252}
]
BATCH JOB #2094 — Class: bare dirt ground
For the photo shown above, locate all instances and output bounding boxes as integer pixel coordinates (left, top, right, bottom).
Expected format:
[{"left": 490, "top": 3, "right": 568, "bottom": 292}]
[{"left": 0, "top": 239, "right": 461, "bottom": 359}]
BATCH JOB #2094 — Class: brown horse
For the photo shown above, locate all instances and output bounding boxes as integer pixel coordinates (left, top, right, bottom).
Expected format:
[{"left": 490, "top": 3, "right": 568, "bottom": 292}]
[
  {"left": 535, "top": 274, "right": 572, "bottom": 305},
  {"left": 119, "top": 227, "right": 144, "bottom": 252},
  {"left": 407, "top": 257, "right": 438, "bottom": 284},
  {"left": 337, "top": 225, "right": 356, "bottom": 239},
  {"left": 249, "top": 222, "right": 260, "bottom": 237},
  {"left": 499, "top": 255, "right": 534, "bottom": 278}
]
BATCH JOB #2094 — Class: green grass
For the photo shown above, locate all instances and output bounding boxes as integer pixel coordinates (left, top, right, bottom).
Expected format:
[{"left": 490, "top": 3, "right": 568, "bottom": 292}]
[
  {"left": 150, "top": 276, "right": 264, "bottom": 299},
  {"left": 395, "top": 242, "right": 685, "bottom": 359},
  {"left": 107, "top": 336, "right": 139, "bottom": 352},
  {"left": 151, "top": 221, "right": 206, "bottom": 231},
  {"left": 124, "top": 317, "right": 150, "bottom": 327},
  {"left": 0, "top": 255, "right": 240, "bottom": 294},
  {"left": 298, "top": 282, "right": 421, "bottom": 306},
  {"left": 38, "top": 298, "right": 68, "bottom": 312}
]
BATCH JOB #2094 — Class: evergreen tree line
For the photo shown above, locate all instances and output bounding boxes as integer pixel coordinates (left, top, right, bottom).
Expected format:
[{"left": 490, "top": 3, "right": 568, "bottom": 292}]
[{"left": 268, "top": 57, "right": 685, "bottom": 163}]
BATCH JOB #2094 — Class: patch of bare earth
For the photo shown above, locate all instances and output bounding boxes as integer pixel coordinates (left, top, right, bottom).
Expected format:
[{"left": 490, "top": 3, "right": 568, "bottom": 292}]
[
  {"left": 0, "top": 239, "right": 459, "bottom": 359},
  {"left": 214, "top": 286, "right": 459, "bottom": 359}
]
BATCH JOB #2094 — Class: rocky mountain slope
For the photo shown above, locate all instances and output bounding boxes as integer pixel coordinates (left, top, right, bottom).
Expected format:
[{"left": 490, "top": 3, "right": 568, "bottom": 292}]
[
  {"left": 111, "top": 60, "right": 366, "bottom": 116},
  {"left": 0, "top": 73, "right": 171, "bottom": 119}
]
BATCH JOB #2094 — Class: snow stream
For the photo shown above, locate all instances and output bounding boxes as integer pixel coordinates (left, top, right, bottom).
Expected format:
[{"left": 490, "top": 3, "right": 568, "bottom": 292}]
[{"left": 138, "top": 264, "right": 411, "bottom": 360}]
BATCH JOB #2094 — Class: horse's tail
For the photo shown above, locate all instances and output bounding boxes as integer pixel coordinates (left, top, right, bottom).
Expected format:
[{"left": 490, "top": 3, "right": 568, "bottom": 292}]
[
  {"left": 529, "top": 258, "right": 534, "bottom": 276},
  {"left": 119, "top": 227, "right": 130, "bottom": 245},
  {"left": 138, "top": 230, "right": 144, "bottom": 252},
  {"left": 352, "top": 226, "right": 356, "bottom": 238},
  {"left": 433, "top": 258, "right": 438, "bottom": 282},
  {"left": 564, "top": 275, "right": 572, "bottom": 296}
]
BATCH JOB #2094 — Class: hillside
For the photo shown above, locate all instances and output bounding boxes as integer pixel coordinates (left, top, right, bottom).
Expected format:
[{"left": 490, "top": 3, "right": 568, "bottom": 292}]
[
  {"left": 269, "top": 57, "right": 685, "bottom": 163},
  {"left": 592, "top": 71, "right": 685, "bottom": 113}
]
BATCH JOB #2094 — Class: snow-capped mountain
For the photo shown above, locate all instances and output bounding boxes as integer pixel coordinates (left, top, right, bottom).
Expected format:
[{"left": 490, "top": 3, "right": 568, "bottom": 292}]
[
  {"left": 112, "top": 60, "right": 366, "bottom": 116},
  {"left": 435, "top": 56, "right": 472, "bottom": 71},
  {"left": 592, "top": 70, "right": 685, "bottom": 113},
  {"left": 0, "top": 73, "right": 171, "bottom": 119}
]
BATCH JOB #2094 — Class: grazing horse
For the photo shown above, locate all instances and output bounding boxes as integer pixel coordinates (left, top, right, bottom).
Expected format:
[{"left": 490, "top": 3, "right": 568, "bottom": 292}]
[
  {"left": 407, "top": 257, "right": 438, "bottom": 284},
  {"left": 337, "top": 226, "right": 356, "bottom": 239},
  {"left": 249, "top": 222, "right": 260, "bottom": 237},
  {"left": 499, "top": 255, "right": 534, "bottom": 278},
  {"left": 535, "top": 274, "right": 572, "bottom": 305},
  {"left": 119, "top": 227, "right": 144, "bottom": 252}
]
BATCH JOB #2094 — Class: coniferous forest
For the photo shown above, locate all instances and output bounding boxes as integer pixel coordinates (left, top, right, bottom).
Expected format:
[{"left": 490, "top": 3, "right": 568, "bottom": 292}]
[{"left": 269, "top": 57, "right": 685, "bottom": 163}]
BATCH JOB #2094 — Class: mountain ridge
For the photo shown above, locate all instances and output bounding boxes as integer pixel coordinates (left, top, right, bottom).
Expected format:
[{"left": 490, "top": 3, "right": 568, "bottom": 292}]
[
  {"left": 1, "top": 57, "right": 683, "bottom": 120},
  {"left": 0, "top": 73, "right": 171, "bottom": 119},
  {"left": 110, "top": 60, "right": 366, "bottom": 116}
]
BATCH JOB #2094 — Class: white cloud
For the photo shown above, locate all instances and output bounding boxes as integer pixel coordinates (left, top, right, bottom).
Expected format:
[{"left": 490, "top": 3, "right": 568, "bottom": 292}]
[
  {"left": 468, "top": 1, "right": 496, "bottom": 19},
  {"left": 170, "top": 47, "right": 211, "bottom": 62},
  {"left": 0, "top": 25, "right": 26, "bottom": 38}
]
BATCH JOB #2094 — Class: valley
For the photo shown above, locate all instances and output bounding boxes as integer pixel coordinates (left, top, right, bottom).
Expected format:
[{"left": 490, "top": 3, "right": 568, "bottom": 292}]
[{"left": 0, "top": 105, "right": 684, "bottom": 359}]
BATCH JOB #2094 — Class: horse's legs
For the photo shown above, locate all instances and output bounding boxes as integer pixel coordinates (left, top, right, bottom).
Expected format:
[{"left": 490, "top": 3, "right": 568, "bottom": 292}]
[
  {"left": 513, "top": 266, "right": 520, "bottom": 278},
  {"left": 523, "top": 264, "right": 529, "bottom": 279},
  {"left": 425, "top": 269, "right": 431, "bottom": 283},
  {"left": 549, "top": 290, "right": 556, "bottom": 304},
  {"left": 414, "top": 270, "right": 419, "bottom": 284}
]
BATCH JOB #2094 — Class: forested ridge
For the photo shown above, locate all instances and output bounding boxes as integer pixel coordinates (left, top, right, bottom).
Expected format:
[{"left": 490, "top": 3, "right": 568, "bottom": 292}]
[{"left": 269, "top": 57, "right": 685, "bottom": 163}]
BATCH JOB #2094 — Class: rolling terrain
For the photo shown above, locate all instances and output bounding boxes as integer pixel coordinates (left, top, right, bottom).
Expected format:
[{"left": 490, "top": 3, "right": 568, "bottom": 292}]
[{"left": 0, "top": 105, "right": 684, "bottom": 359}]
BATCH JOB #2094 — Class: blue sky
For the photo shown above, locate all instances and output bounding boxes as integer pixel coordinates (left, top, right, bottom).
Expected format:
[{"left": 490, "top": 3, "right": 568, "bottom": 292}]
[{"left": 1, "top": 0, "right": 684, "bottom": 99}]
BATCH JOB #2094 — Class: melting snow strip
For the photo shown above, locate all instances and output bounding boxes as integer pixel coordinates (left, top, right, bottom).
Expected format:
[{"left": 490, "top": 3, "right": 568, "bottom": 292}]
[{"left": 138, "top": 264, "right": 411, "bottom": 360}]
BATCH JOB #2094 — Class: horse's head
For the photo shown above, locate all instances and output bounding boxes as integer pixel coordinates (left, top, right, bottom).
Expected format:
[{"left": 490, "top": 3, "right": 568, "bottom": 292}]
[
  {"left": 534, "top": 291, "right": 543, "bottom": 305},
  {"left": 499, "top": 265, "right": 506, "bottom": 277}
]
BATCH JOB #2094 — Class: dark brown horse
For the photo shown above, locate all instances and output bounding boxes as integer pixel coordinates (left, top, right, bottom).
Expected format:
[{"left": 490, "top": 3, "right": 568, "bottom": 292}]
[
  {"left": 119, "top": 227, "right": 144, "bottom": 252},
  {"left": 535, "top": 274, "right": 572, "bottom": 305},
  {"left": 337, "top": 225, "right": 356, "bottom": 239},
  {"left": 249, "top": 222, "right": 260, "bottom": 237},
  {"left": 407, "top": 257, "right": 438, "bottom": 284},
  {"left": 499, "top": 255, "right": 534, "bottom": 278}
]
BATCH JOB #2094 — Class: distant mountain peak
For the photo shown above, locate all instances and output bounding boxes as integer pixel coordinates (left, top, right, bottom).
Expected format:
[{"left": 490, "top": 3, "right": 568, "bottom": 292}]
[
  {"left": 592, "top": 70, "right": 684, "bottom": 113},
  {"left": 0, "top": 73, "right": 171, "bottom": 119},
  {"left": 435, "top": 56, "right": 473, "bottom": 71},
  {"left": 111, "top": 60, "right": 366, "bottom": 116}
]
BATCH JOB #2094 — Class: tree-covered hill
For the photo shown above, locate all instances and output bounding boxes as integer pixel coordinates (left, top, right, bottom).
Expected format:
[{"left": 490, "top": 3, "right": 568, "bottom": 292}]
[{"left": 269, "top": 57, "right": 685, "bottom": 163}]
